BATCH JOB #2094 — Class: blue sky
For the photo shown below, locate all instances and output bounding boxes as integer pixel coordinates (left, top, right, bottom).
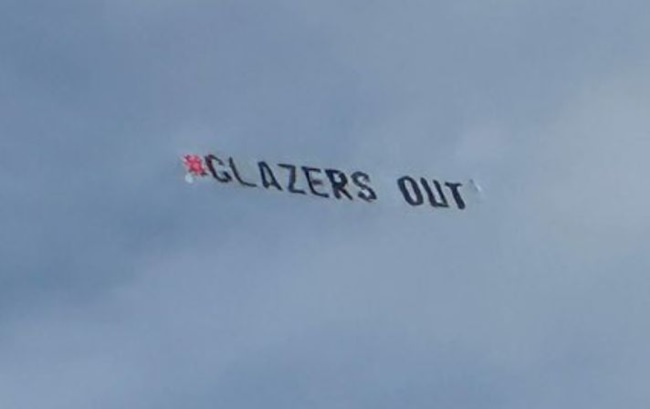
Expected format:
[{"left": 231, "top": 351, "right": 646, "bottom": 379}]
[{"left": 1, "top": 1, "right": 650, "bottom": 407}]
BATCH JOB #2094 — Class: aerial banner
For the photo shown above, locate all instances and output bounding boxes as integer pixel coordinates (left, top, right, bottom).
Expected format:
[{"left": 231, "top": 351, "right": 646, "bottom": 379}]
[{"left": 182, "top": 152, "right": 482, "bottom": 211}]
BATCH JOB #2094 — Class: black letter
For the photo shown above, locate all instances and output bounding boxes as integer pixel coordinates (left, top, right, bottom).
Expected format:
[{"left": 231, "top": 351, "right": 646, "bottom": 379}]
[
  {"left": 302, "top": 166, "right": 329, "bottom": 198},
  {"left": 421, "top": 178, "right": 449, "bottom": 208},
  {"left": 204, "top": 154, "right": 232, "bottom": 183},
  {"left": 258, "top": 161, "right": 282, "bottom": 191},
  {"left": 278, "top": 163, "right": 306, "bottom": 194},
  {"left": 325, "top": 169, "right": 353, "bottom": 200},
  {"left": 352, "top": 171, "right": 377, "bottom": 203},
  {"left": 445, "top": 182, "right": 466, "bottom": 210},
  {"left": 228, "top": 157, "right": 257, "bottom": 187},
  {"left": 397, "top": 176, "right": 424, "bottom": 206}
]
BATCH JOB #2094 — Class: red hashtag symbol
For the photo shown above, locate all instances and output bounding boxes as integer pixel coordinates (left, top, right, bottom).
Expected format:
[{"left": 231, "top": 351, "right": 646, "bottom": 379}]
[{"left": 183, "top": 155, "right": 208, "bottom": 176}]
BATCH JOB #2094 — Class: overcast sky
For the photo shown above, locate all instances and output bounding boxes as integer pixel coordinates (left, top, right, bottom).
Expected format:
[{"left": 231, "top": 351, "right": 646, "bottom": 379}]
[{"left": 2, "top": 1, "right": 650, "bottom": 408}]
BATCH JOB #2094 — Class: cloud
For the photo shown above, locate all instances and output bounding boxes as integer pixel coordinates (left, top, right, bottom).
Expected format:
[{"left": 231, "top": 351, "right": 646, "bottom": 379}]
[
  {"left": 2, "top": 0, "right": 650, "bottom": 408},
  {"left": 517, "top": 65, "right": 650, "bottom": 260}
]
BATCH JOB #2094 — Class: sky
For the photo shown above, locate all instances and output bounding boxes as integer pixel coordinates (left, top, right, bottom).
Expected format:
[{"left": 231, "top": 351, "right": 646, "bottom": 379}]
[{"left": 1, "top": 0, "right": 650, "bottom": 407}]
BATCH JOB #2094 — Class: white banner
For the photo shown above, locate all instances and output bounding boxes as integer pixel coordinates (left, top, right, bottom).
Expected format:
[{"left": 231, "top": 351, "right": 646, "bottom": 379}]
[{"left": 181, "top": 152, "right": 483, "bottom": 211}]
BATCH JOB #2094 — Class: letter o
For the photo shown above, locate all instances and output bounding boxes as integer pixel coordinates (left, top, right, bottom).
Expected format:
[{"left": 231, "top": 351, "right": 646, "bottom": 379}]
[{"left": 398, "top": 176, "right": 424, "bottom": 206}]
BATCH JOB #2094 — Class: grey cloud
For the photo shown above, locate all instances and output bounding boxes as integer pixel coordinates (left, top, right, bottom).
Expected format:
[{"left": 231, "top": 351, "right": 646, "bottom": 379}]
[{"left": 1, "top": 0, "right": 650, "bottom": 408}]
